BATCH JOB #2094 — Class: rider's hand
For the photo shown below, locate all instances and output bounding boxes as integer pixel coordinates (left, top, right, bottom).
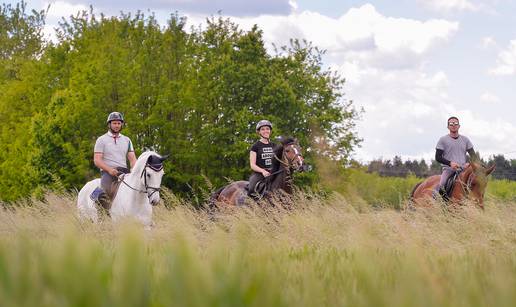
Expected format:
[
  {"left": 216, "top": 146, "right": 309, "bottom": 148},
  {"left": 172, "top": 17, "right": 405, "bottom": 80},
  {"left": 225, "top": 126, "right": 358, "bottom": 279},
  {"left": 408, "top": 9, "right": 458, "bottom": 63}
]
[
  {"left": 108, "top": 168, "right": 119, "bottom": 177},
  {"left": 450, "top": 162, "right": 460, "bottom": 170},
  {"left": 262, "top": 170, "right": 271, "bottom": 177}
]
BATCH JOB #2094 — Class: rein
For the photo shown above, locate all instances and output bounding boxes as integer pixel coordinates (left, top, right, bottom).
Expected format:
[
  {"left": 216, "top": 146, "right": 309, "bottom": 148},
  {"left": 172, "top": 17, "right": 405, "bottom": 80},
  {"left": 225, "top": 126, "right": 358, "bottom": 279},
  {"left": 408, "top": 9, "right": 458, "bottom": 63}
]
[
  {"left": 119, "top": 163, "right": 162, "bottom": 197},
  {"left": 257, "top": 144, "right": 300, "bottom": 186},
  {"left": 274, "top": 143, "right": 303, "bottom": 170},
  {"left": 455, "top": 168, "right": 474, "bottom": 195}
]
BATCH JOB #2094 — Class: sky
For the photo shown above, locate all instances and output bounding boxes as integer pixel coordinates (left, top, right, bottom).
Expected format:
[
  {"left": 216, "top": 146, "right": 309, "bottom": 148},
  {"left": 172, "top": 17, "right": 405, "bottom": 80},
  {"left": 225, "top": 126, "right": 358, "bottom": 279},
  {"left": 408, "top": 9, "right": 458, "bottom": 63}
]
[{"left": 8, "top": 0, "right": 516, "bottom": 162}]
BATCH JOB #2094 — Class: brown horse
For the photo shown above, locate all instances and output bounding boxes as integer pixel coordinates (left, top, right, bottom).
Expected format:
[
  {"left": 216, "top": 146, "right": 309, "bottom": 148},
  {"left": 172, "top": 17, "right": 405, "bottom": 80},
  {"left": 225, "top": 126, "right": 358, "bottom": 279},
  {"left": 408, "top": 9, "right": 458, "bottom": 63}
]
[
  {"left": 209, "top": 137, "right": 308, "bottom": 207},
  {"left": 410, "top": 162, "right": 495, "bottom": 209}
]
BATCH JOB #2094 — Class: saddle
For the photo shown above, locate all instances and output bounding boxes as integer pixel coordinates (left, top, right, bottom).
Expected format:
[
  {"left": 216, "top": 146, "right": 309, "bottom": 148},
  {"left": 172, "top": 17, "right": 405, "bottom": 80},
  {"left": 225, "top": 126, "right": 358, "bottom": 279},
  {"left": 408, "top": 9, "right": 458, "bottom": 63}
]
[
  {"left": 90, "top": 168, "right": 130, "bottom": 207},
  {"left": 439, "top": 171, "right": 461, "bottom": 201},
  {"left": 245, "top": 180, "right": 268, "bottom": 199}
]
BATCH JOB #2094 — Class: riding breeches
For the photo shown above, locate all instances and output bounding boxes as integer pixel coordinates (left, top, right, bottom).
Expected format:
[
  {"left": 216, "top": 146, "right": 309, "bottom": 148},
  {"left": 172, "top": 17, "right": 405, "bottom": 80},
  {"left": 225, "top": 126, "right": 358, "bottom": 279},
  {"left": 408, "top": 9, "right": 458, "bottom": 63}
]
[
  {"left": 100, "top": 167, "right": 130, "bottom": 197},
  {"left": 100, "top": 172, "right": 117, "bottom": 197},
  {"left": 248, "top": 172, "right": 265, "bottom": 197},
  {"left": 435, "top": 168, "right": 456, "bottom": 192}
]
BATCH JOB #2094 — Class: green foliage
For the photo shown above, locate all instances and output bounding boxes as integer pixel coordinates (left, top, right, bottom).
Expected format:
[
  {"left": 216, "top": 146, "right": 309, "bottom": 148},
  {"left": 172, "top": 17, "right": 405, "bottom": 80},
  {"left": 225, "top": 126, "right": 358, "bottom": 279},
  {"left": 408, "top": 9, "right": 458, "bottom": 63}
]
[
  {"left": 486, "top": 179, "right": 516, "bottom": 201},
  {"left": 0, "top": 4, "right": 361, "bottom": 202},
  {"left": 0, "top": 1, "right": 47, "bottom": 201},
  {"left": 337, "top": 168, "right": 421, "bottom": 209}
]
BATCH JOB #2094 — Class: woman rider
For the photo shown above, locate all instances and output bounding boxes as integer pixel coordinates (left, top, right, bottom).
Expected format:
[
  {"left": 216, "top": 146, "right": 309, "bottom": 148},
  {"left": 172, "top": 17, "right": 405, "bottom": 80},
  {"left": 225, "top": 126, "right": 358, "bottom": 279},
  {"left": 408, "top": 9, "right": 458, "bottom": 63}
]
[{"left": 248, "top": 119, "right": 275, "bottom": 199}]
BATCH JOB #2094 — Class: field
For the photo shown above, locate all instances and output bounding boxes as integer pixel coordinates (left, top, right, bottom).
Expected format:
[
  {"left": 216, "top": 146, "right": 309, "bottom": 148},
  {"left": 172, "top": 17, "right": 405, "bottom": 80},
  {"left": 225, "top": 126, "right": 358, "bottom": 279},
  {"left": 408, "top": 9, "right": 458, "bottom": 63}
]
[{"left": 1, "top": 175, "right": 515, "bottom": 307}]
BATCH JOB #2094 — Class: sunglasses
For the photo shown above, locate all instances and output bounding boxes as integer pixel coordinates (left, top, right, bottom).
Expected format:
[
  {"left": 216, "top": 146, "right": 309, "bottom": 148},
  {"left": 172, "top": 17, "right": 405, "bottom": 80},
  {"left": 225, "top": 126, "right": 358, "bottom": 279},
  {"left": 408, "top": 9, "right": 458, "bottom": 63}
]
[{"left": 448, "top": 122, "right": 460, "bottom": 126}]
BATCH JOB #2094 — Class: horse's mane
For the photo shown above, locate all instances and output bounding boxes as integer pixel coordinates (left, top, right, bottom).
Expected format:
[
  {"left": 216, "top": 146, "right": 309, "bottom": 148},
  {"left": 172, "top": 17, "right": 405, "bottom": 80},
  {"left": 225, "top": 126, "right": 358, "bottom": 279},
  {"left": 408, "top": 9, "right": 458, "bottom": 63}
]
[
  {"left": 131, "top": 151, "right": 160, "bottom": 175},
  {"left": 271, "top": 137, "right": 297, "bottom": 172},
  {"left": 461, "top": 162, "right": 489, "bottom": 186}
]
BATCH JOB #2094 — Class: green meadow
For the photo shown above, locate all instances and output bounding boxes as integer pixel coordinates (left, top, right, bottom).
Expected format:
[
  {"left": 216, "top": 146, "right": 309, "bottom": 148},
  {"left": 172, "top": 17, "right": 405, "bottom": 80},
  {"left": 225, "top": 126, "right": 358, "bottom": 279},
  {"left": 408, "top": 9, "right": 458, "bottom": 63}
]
[{"left": 1, "top": 178, "right": 515, "bottom": 307}]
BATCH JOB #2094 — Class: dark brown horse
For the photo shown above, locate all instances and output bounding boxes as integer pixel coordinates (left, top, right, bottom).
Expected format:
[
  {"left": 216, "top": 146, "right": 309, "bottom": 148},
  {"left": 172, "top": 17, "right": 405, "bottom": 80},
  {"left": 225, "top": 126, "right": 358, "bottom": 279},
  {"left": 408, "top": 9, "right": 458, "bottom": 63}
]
[
  {"left": 410, "top": 162, "right": 495, "bottom": 209},
  {"left": 210, "top": 137, "right": 308, "bottom": 207}
]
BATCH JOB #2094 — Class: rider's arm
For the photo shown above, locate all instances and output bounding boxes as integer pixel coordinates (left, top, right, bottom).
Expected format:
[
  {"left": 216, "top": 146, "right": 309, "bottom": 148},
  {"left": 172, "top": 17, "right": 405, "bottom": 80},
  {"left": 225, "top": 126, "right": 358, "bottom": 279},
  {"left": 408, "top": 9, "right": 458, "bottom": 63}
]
[
  {"left": 250, "top": 151, "right": 270, "bottom": 176},
  {"left": 127, "top": 151, "right": 137, "bottom": 169},
  {"left": 94, "top": 152, "right": 118, "bottom": 176},
  {"left": 435, "top": 149, "right": 451, "bottom": 166},
  {"left": 250, "top": 151, "right": 263, "bottom": 173}
]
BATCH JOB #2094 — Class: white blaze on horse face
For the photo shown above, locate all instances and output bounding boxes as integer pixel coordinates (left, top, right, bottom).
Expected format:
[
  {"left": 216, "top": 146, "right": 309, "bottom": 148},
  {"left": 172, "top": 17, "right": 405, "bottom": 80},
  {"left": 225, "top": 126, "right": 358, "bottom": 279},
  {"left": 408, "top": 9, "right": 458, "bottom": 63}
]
[
  {"left": 146, "top": 169, "right": 164, "bottom": 206},
  {"left": 292, "top": 146, "right": 303, "bottom": 168}
]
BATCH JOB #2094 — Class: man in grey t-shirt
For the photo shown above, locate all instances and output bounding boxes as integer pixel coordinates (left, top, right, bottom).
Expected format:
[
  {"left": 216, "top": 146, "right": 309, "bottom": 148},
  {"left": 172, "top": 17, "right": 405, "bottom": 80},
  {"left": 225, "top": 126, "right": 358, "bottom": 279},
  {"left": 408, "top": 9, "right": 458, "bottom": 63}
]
[
  {"left": 92, "top": 112, "right": 137, "bottom": 209},
  {"left": 434, "top": 116, "right": 476, "bottom": 197}
]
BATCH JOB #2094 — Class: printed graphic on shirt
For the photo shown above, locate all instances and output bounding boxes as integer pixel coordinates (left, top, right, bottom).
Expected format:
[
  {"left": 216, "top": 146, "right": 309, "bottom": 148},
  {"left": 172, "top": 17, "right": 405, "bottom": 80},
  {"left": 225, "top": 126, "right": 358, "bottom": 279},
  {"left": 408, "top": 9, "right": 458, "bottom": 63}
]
[{"left": 262, "top": 147, "right": 274, "bottom": 166}]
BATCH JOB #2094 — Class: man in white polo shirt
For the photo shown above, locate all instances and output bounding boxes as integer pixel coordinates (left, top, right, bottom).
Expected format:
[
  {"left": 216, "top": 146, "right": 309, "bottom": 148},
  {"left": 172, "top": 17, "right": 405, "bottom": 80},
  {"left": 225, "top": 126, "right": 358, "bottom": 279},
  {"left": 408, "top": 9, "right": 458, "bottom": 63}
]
[{"left": 92, "top": 112, "right": 137, "bottom": 209}]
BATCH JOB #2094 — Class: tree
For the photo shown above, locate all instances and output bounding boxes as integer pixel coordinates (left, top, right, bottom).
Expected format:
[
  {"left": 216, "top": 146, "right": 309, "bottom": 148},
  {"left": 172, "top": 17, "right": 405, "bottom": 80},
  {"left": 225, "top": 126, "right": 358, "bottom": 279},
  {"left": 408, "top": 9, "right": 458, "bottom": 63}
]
[
  {"left": 0, "top": 1, "right": 47, "bottom": 201},
  {"left": 0, "top": 7, "right": 362, "bottom": 202}
]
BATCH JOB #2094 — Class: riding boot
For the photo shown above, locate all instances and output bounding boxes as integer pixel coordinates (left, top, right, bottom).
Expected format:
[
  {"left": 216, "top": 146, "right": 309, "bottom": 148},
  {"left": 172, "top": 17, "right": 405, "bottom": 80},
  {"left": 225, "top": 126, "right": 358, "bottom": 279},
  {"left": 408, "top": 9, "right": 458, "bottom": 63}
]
[
  {"left": 98, "top": 191, "right": 112, "bottom": 211},
  {"left": 249, "top": 192, "right": 261, "bottom": 202},
  {"left": 438, "top": 187, "right": 449, "bottom": 202}
]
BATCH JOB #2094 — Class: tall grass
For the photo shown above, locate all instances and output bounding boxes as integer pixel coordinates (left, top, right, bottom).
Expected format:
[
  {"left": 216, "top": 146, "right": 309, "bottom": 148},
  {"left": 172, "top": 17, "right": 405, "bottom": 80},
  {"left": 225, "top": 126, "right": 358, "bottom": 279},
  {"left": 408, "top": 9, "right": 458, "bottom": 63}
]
[{"left": 0, "top": 192, "right": 515, "bottom": 306}]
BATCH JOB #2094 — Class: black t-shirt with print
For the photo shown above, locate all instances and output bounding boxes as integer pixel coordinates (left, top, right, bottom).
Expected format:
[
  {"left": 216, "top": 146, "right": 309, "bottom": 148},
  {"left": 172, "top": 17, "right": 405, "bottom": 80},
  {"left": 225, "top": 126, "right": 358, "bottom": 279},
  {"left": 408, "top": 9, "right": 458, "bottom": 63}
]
[{"left": 250, "top": 141, "right": 276, "bottom": 171}]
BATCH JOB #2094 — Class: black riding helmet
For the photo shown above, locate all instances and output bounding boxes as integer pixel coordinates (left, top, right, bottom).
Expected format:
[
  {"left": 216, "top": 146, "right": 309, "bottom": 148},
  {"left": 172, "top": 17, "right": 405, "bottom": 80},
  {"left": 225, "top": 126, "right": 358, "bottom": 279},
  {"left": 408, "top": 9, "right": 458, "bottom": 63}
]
[{"left": 107, "top": 112, "right": 124, "bottom": 124}]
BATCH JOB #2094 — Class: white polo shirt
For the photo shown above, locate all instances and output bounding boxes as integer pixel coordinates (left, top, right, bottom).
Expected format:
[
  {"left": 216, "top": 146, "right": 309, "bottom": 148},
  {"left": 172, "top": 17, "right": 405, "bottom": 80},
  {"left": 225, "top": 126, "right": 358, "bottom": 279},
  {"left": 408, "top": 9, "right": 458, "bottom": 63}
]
[{"left": 94, "top": 131, "right": 134, "bottom": 169}]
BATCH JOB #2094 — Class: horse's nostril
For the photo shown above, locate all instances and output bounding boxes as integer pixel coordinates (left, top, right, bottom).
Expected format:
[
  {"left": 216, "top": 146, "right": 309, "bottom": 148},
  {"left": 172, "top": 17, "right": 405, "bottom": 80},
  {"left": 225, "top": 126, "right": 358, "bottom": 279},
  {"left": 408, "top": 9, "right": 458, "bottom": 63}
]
[{"left": 151, "top": 198, "right": 160, "bottom": 206}]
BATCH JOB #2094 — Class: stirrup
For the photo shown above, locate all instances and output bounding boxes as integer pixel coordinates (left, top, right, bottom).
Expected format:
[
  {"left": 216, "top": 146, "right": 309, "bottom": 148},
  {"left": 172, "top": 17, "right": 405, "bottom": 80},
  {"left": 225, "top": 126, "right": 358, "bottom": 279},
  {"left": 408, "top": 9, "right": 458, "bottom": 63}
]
[{"left": 90, "top": 187, "right": 104, "bottom": 202}]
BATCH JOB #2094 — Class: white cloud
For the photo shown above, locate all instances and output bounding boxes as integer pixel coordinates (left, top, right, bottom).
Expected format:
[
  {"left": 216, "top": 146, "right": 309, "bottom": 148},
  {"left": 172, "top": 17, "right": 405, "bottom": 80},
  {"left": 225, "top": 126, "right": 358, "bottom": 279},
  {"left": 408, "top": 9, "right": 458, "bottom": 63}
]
[
  {"left": 480, "top": 91, "right": 500, "bottom": 103},
  {"left": 220, "top": 4, "right": 458, "bottom": 69},
  {"left": 186, "top": 4, "right": 460, "bottom": 160},
  {"left": 489, "top": 40, "right": 516, "bottom": 75},
  {"left": 418, "top": 0, "right": 479, "bottom": 12},
  {"left": 481, "top": 36, "right": 497, "bottom": 49},
  {"left": 48, "top": 0, "right": 293, "bottom": 16},
  {"left": 41, "top": 1, "right": 91, "bottom": 42},
  {"left": 45, "top": 1, "right": 88, "bottom": 19}
]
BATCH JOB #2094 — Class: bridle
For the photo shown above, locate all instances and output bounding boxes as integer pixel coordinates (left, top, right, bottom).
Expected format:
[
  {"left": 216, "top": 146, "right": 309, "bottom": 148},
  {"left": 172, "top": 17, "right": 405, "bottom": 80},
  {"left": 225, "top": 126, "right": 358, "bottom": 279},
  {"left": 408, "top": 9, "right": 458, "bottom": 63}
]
[
  {"left": 275, "top": 143, "right": 304, "bottom": 171},
  {"left": 258, "top": 143, "right": 303, "bottom": 183},
  {"left": 252, "top": 142, "right": 305, "bottom": 196},
  {"left": 455, "top": 167, "right": 477, "bottom": 195},
  {"left": 120, "top": 162, "right": 163, "bottom": 198}
]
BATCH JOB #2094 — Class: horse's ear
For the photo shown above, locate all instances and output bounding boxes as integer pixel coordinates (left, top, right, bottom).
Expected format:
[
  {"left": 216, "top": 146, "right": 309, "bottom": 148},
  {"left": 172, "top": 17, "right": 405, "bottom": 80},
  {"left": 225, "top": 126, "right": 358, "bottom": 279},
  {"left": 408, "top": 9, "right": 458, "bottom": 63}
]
[
  {"left": 275, "top": 136, "right": 285, "bottom": 143},
  {"left": 159, "top": 154, "right": 170, "bottom": 162},
  {"left": 486, "top": 164, "right": 495, "bottom": 175}
]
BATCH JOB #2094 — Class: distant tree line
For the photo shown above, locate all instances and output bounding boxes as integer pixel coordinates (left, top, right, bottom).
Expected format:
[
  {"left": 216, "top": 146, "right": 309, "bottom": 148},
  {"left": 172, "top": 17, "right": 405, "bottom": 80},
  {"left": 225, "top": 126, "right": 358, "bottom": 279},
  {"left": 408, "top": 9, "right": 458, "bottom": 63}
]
[{"left": 365, "top": 154, "right": 516, "bottom": 180}]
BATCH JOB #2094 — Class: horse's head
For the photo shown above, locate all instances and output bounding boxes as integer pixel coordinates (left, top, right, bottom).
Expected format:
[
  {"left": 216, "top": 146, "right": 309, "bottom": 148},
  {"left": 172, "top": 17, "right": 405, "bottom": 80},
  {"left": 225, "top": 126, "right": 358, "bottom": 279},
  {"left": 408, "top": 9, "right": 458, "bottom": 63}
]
[
  {"left": 140, "top": 153, "right": 168, "bottom": 206},
  {"left": 276, "top": 137, "right": 308, "bottom": 172},
  {"left": 463, "top": 162, "right": 495, "bottom": 208}
]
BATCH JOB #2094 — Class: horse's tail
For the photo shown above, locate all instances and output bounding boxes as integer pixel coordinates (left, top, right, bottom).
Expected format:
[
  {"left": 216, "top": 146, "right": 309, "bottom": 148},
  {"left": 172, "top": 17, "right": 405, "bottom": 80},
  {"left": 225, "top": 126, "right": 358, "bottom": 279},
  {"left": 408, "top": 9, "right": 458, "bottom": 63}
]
[
  {"left": 409, "top": 181, "right": 423, "bottom": 200},
  {"left": 207, "top": 186, "right": 225, "bottom": 209}
]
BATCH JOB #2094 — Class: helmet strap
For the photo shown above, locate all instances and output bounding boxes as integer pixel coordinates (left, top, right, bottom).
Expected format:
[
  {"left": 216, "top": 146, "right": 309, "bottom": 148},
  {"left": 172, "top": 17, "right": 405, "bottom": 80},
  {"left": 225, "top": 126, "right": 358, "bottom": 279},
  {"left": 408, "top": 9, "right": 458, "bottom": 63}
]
[
  {"left": 108, "top": 122, "right": 123, "bottom": 134},
  {"left": 258, "top": 132, "right": 270, "bottom": 141}
]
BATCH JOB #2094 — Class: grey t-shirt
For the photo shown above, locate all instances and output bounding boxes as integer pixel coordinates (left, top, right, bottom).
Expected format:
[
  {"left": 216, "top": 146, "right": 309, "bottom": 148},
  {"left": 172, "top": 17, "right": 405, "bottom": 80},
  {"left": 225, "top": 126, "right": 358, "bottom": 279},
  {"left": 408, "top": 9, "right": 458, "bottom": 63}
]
[
  {"left": 436, "top": 134, "right": 473, "bottom": 169},
  {"left": 94, "top": 131, "right": 134, "bottom": 169}
]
